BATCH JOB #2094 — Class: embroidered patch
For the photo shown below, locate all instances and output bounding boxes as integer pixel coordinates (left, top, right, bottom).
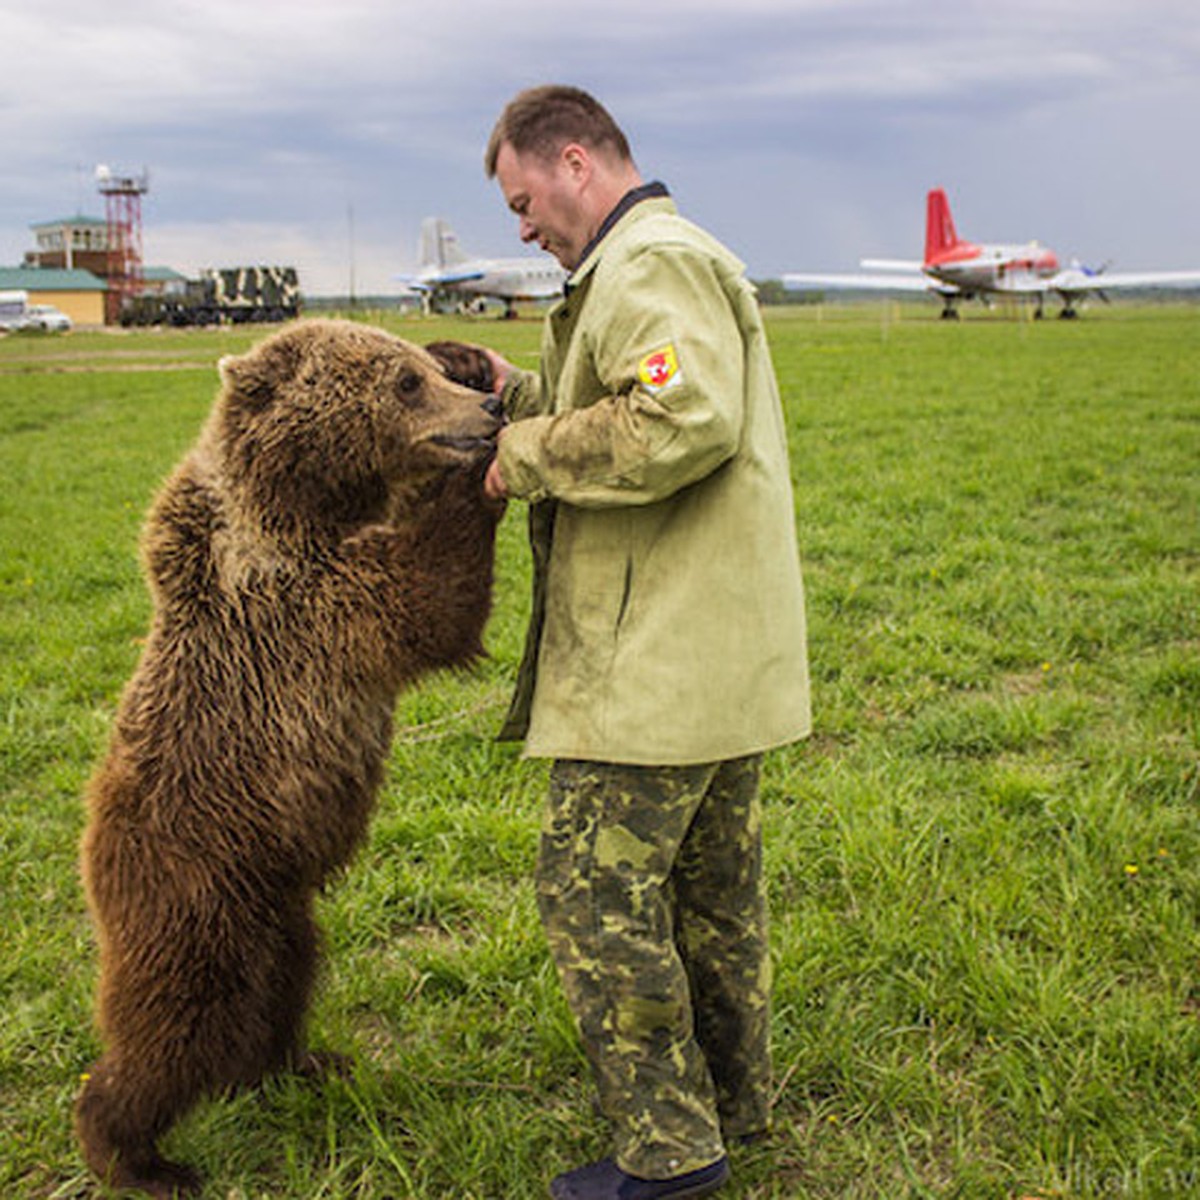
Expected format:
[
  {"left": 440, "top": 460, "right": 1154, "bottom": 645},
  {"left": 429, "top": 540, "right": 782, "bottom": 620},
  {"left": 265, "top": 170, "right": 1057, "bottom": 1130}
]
[{"left": 637, "top": 344, "right": 683, "bottom": 393}]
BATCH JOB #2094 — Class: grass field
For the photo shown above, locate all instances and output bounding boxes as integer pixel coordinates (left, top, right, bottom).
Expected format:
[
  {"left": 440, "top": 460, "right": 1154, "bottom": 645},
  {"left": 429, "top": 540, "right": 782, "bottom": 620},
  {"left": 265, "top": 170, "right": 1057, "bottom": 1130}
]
[{"left": 1, "top": 303, "right": 1197, "bottom": 1198}]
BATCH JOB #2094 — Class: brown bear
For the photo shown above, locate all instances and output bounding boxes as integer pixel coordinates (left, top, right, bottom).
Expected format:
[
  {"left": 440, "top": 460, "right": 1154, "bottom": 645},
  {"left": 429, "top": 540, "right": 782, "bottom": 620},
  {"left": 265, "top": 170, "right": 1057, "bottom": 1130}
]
[{"left": 75, "top": 319, "right": 502, "bottom": 1197}]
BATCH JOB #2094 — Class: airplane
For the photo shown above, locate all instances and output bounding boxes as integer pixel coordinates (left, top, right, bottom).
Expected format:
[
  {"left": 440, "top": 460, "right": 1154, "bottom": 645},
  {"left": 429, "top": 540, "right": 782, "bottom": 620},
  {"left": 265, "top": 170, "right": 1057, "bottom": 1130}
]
[
  {"left": 783, "top": 188, "right": 1200, "bottom": 319},
  {"left": 399, "top": 217, "right": 567, "bottom": 318}
]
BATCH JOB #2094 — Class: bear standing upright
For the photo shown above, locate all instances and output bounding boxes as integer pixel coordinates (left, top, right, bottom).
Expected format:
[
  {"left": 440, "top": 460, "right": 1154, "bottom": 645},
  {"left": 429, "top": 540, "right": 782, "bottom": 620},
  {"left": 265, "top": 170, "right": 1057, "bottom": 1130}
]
[{"left": 75, "top": 320, "right": 502, "bottom": 1197}]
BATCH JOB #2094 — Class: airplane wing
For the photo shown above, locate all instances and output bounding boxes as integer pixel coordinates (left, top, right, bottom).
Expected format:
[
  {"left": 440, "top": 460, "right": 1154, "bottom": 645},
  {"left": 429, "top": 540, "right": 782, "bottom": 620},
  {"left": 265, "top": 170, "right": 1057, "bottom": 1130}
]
[
  {"left": 860, "top": 258, "right": 924, "bottom": 272},
  {"left": 429, "top": 268, "right": 487, "bottom": 285},
  {"left": 395, "top": 269, "right": 487, "bottom": 292},
  {"left": 783, "top": 271, "right": 942, "bottom": 294},
  {"left": 1049, "top": 267, "right": 1200, "bottom": 294},
  {"left": 394, "top": 273, "right": 430, "bottom": 292}
]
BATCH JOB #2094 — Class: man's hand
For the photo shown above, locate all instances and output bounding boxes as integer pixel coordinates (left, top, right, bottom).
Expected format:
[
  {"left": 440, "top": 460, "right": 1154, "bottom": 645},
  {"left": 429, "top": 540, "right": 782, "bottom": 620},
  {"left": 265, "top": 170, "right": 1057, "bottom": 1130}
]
[{"left": 484, "top": 444, "right": 509, "bottom": 502}]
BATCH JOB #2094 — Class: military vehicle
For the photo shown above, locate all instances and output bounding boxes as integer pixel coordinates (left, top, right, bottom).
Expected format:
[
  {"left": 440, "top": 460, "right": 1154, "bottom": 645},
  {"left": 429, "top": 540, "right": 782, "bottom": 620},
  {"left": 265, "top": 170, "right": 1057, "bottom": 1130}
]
[{"left": 121, "top": 266, "right": 301, "bottom": 326}]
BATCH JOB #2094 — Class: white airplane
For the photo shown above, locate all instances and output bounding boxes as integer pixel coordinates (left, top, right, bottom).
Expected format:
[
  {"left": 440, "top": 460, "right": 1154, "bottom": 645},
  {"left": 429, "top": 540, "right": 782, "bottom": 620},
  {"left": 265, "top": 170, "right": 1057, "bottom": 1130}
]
[
  {"left": 399, "top": 217, "right": 567, "bottom": 317},
  {"left": 784, "top": 188, "right": 1200, "bottom": 318}
]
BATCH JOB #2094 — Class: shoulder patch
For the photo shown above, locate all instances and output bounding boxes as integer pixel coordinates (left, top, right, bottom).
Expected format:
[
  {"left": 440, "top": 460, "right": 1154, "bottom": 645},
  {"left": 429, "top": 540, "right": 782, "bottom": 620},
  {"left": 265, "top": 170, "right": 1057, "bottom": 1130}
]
[{"left": 637, "top": 344, "right": 683, "bottom": 394}]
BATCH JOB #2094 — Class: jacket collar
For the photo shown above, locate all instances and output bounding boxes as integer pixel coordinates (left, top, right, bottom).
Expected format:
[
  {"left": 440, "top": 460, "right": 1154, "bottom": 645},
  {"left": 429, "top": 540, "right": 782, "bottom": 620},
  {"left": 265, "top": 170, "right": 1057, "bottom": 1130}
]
[{"left": 566, "top": 182, "right": 672, "bottom": 294}]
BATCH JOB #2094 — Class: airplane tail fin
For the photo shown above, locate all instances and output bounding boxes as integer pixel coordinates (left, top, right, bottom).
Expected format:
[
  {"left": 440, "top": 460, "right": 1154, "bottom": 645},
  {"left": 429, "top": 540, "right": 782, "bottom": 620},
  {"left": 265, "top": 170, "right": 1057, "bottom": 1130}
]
[
  {"left": 418, "top": 218, "right": 469, "bottom": 270},
  {"left": 924, "top": 188, "right": 962, "bottom": 264}
]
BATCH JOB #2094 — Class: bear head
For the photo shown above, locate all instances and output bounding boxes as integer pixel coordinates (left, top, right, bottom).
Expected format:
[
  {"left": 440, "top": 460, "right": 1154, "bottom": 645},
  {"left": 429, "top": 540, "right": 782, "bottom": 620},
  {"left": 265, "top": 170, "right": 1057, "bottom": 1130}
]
[{"left": 212, "top": 319, "right": 500, "bottom": 541}]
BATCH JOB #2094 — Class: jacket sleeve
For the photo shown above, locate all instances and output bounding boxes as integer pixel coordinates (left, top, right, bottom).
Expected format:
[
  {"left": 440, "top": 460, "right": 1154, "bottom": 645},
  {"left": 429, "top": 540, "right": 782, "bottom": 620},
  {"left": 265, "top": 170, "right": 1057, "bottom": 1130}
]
[
  {"left": 500, "top": 367, "right": 546, "bottom": 421},
  {"left": 497, "top": 243, "right": 746, "bottom": 508}
]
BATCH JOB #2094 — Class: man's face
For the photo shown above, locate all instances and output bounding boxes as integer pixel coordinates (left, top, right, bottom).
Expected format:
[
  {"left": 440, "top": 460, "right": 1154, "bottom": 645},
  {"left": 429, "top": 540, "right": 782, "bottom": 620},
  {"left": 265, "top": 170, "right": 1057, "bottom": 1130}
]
[{"left": 495, "top": 142, "right": 589, "bottom": 271}]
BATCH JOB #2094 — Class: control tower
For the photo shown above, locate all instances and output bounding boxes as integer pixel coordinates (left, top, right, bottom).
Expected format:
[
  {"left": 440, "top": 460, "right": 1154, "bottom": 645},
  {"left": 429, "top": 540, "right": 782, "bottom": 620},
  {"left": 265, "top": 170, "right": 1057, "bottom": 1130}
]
[{"left": 95, "top": 165, "right": 149, "bottom": 324}]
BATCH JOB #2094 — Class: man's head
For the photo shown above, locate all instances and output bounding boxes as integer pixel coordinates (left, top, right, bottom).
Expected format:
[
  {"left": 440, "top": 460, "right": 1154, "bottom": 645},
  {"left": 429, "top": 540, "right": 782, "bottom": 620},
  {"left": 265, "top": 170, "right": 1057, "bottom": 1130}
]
[
  {"left": 485, "top": 85, "right": 642, "bottom": 271},
  {"left": 484, "top": 85, "right": 632, "bottom": 177}
]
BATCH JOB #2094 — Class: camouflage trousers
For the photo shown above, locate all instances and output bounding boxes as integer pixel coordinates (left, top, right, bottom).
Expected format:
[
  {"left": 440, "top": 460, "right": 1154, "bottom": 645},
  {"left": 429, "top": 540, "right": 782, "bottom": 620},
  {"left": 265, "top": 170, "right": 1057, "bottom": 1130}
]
[{"left": 538, "top": 755, "right": 771, "bottom": 1179}]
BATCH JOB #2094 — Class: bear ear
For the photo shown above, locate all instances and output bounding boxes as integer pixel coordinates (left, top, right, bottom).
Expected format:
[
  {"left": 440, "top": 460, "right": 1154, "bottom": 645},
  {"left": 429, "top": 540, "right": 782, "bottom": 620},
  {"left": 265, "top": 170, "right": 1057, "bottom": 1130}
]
[{"left": 219, "top": 332, "right": 308, "bottom": 411}]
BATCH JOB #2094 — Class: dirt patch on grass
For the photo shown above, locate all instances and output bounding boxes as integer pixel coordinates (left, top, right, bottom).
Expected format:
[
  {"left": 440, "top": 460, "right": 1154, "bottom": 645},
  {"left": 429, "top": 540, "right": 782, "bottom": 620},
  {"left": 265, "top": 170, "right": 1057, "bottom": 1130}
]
[{"left": 0, "top": 358, "right": 217, "bottom": 375}]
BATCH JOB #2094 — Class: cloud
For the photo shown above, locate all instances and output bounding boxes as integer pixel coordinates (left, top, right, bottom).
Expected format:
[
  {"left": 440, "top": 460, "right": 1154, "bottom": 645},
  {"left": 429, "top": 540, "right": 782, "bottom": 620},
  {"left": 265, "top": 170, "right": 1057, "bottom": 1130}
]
[
  {"left": 2, "top": 0, "right": 1198, "bottom": 291},
  {"left": 145, "top": 218, "right": 357, "bottom": 297}
]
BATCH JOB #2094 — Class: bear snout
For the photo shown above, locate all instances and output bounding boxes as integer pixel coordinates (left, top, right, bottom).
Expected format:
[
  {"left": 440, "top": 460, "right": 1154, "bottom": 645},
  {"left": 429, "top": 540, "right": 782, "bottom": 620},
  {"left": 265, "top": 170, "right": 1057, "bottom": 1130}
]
[
  {"left": 430, "top": 422, "right": 500, "bottom": 457},
  {"left": 425, "top": 395, "right": 502, "bottom": 460}
]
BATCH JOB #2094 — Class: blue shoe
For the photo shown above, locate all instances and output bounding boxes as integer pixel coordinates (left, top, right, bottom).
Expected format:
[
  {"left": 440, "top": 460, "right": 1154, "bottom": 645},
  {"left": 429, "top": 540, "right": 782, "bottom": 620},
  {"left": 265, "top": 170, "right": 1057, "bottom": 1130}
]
[{"left": 549, "top": 1155, "right": 730, "bottom": 1199}]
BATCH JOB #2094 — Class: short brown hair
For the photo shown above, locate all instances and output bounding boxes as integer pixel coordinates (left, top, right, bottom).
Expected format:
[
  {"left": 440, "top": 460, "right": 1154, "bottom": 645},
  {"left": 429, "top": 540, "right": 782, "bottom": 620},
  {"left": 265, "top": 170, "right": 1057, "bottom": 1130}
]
[{"left": 485, "top": 85, "right": 632, "bottom": 178}]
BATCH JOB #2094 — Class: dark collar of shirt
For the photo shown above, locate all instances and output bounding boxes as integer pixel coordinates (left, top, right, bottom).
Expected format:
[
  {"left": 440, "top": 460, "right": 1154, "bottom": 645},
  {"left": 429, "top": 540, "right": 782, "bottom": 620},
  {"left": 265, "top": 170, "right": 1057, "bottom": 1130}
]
[{"left": 566, "top": 181, "right": 670, "bottom": 293}]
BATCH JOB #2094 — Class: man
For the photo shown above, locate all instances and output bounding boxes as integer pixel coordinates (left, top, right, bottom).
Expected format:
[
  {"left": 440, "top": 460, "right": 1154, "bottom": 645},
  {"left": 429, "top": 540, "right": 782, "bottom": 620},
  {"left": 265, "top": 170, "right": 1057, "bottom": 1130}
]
[{"left": 480, "top": 85, "right": 811, "bottom": 1200}]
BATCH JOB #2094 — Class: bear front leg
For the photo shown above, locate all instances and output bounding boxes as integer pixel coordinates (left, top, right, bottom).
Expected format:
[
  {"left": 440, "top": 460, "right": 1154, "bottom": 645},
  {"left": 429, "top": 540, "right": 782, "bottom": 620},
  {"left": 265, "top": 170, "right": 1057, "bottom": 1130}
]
[
  {"left": 348, "top": 460, "right": 502, "bottom": 674},
  {"left": 404, "top": 462, "right": 502, "bottom": 666},
  {"left": 76, "top": 1056, "right": 203, "bottom": 1198}
]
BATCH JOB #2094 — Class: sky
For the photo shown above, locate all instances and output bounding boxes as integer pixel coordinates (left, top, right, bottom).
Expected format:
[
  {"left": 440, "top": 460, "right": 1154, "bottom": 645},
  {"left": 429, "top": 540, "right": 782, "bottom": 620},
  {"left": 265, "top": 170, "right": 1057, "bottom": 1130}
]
[{"left": 2, "top": 0, "right": 1198, "bottom": 296}]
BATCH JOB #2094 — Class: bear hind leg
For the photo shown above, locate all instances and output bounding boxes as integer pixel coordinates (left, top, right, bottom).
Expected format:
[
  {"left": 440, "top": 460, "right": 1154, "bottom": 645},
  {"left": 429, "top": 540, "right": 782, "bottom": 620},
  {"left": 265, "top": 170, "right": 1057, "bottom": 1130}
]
[
  {"left": 255, "top": 901, "right": 351, "bottom": 1085},
  {"left": 254, "top": 902, "right": 321, "bottom": 1081},
  {"left": 76, "top": 1055, "right": 203, "bottom": 1198}
]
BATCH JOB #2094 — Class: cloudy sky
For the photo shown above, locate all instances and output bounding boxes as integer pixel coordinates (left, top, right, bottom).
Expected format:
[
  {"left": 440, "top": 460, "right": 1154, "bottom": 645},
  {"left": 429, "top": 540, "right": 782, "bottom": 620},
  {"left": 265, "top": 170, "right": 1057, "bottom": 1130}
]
[{"left": 3, "top": 0, "right": 1198, "bottom": 296}]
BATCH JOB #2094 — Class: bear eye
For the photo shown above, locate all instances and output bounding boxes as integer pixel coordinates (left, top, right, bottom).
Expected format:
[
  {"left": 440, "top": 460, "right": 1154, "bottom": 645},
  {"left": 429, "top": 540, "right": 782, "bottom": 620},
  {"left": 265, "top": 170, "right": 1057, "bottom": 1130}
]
[{"left": 398, "top": 371, "right": 423, "bottom": 401}]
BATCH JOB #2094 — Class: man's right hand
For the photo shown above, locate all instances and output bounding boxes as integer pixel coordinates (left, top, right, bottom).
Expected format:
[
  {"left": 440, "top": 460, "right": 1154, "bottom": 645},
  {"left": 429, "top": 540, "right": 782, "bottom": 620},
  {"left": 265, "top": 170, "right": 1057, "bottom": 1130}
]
[{"left": 484, "top": 442, "right": 509, "bottom": 502}]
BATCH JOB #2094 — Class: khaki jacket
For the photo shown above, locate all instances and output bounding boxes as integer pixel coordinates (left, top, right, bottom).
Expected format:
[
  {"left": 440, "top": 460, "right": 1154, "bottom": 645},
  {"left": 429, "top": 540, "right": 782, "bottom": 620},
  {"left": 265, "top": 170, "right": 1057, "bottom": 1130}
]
[{"left": 497, "top": 194, "right": 810, "bottom": 765}]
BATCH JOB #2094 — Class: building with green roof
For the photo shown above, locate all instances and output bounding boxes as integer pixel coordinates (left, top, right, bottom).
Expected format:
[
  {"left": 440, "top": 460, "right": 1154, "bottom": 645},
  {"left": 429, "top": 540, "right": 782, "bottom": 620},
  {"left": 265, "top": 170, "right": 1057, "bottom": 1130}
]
[{"left": 0, "top": 266, "right": 107, "bottom": 327}]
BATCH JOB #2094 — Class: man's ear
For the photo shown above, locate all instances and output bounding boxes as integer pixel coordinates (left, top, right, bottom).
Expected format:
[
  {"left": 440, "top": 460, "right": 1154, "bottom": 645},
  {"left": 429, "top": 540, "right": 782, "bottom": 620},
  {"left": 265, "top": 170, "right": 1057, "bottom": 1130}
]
[{"left": 560, "top": 142, "right": 592, "bottom": 187}]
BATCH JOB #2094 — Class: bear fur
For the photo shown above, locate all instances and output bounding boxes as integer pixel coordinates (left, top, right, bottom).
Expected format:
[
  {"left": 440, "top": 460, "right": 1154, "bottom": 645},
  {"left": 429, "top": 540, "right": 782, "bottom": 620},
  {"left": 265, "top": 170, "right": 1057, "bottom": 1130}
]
[{"left": 75, "top": 320, "right": 502, "bottom": 1197}]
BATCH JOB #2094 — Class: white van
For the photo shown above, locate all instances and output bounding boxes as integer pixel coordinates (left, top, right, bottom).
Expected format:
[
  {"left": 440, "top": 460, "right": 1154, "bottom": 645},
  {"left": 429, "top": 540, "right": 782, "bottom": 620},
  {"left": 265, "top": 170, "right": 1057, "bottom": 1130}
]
[
  {"left": 0, "top": 290, "right": 28, "bottom": 330},
  {"left": 0, "top": 293, "right": 72, "bottom": 332}
]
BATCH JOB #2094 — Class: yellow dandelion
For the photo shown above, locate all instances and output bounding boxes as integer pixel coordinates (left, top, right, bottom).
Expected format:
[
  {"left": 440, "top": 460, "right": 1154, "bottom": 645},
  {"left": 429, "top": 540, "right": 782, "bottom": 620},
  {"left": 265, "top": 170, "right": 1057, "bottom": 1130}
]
[{"left": 1124, "top": 863, "right": 1139, "bottom": 877}]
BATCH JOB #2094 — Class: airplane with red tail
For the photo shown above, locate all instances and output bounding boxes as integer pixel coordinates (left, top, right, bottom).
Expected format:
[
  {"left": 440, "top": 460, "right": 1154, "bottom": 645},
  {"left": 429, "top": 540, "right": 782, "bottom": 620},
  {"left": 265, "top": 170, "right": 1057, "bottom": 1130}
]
[{"left": 784, "top": 188, "right": 1200, "bottom": 318}]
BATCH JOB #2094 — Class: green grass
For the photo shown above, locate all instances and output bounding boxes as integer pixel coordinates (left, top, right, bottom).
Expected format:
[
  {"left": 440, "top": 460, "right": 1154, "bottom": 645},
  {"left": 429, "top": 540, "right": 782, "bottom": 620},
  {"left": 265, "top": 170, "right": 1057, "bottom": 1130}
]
[{"left": 1, "top": 304, "right": 1197, "bottom": 1198}]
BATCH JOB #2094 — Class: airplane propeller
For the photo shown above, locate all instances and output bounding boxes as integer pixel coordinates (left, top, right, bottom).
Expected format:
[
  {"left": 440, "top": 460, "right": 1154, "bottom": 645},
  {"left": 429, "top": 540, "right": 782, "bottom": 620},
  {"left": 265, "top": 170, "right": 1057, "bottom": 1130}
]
[
  {"left": 1087, "top": 261, "right": 1112, "bottom": 302},
  {"left": 1064, "top": 259, "right": 1111, "bottom": 304}
]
